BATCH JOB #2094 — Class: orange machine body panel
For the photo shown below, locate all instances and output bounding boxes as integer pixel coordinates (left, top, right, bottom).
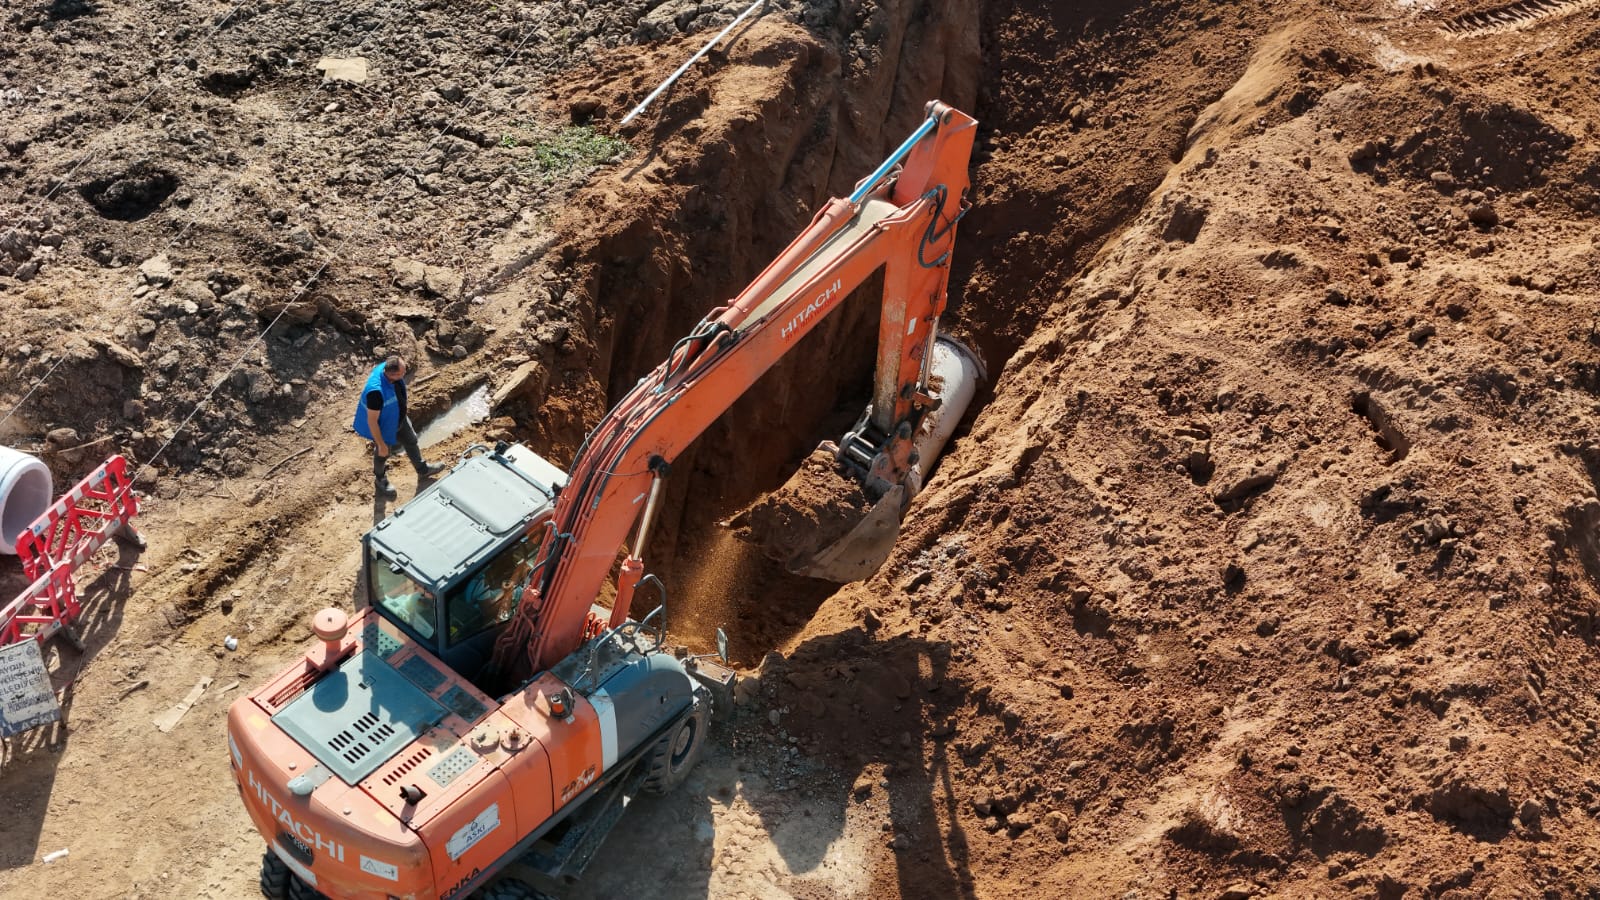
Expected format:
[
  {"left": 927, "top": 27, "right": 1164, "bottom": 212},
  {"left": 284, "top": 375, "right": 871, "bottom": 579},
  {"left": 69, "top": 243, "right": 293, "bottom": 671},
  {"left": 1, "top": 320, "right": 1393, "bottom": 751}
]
[
  {"left": 229, "top": 608, "right": 605, "bottom": 899},
  {"left": 496, "top": 671, "right": 607, "bottom": 806},
  {"left": 230, "top": 697, "right": 434, "bottom": 899}
]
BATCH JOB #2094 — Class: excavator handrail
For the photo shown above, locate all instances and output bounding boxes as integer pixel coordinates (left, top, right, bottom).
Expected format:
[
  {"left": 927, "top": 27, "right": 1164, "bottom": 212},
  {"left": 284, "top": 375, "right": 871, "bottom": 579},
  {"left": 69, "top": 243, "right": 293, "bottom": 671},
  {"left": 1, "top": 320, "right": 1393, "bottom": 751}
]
[{"left": 571, "top": 596, "right": 666, "bottom": 692}]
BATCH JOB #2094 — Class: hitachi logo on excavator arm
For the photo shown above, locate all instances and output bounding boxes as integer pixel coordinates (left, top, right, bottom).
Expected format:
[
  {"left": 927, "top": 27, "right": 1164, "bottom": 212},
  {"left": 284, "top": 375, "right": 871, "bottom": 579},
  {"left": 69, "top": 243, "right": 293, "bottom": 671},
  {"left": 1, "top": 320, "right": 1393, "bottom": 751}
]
[
  {"left": 780, "top": 279, "right": 844, "bottom": 340},
  {"left": 247, "top": 767, "right": 347, "bottom": 863}
]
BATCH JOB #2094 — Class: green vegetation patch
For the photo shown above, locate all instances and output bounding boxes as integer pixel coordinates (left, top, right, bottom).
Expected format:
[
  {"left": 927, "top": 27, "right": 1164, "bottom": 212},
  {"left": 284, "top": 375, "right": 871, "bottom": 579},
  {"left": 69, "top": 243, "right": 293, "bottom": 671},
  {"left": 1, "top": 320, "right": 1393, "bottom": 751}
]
[{"left": 528, "top": 126, "right": 631, "bottom": 181}]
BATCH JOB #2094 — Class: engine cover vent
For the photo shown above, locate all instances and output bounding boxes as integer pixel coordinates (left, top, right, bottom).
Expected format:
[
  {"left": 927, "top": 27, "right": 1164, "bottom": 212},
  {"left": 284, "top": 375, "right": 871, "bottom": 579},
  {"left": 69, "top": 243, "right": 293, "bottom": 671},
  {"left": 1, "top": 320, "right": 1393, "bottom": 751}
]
[
  {"left": 428, "top": 746, "right": 479, "bottom": 788},
  {"left": 272, "top": 650, "right": 446, "bottom": 784},
  {"left": 381, "top": 747, "right": 435, "bottom": 786},
  {"left": 362, "top": 623, "right": 403, "bottom": 660},
  {"left": 398, "top": 654, "right": 447, "bottom": 692},
  {"left": 439, "top": 685, "right": 486, "bottom": 724}
]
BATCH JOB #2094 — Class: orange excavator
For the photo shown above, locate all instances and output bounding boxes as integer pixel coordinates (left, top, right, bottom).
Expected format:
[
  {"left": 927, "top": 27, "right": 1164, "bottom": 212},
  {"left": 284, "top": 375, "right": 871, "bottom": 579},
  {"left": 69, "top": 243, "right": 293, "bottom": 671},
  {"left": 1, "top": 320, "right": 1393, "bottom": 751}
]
[{"left": 228, "top": 100, "right": 979, "bottom": 900}]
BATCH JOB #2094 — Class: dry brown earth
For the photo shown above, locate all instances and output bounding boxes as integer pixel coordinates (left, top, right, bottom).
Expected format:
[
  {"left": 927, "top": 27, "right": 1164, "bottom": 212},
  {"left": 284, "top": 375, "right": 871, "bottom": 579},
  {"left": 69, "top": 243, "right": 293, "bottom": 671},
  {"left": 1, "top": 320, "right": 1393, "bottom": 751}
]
[{"left": 3, "top": 0, "right": 1600, "bottom": 898}]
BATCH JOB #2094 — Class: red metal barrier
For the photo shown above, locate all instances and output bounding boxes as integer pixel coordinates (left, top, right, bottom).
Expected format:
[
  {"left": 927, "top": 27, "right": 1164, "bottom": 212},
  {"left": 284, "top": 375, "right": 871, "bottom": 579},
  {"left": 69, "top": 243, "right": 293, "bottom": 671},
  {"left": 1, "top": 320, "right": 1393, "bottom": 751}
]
[
  {"left": 2, "top": 454, "right": 144, "bottom": 648},
  {"left": 17, "top": 454, "right": 144, "bottom": 577},
  {"left": 0, "top": 564, "right": 77, "bottom": 647}
]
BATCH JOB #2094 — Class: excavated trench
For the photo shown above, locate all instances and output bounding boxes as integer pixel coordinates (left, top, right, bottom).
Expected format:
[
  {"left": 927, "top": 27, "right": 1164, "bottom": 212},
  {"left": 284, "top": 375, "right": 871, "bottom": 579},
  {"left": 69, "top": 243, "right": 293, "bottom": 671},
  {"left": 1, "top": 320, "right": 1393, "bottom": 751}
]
[
  {"left": 470, "top": 2, "right": 978, "bottom": 663},
  {"left": 0, "top": 0, "right": 1273, "bottom": 672},
  {"left": 0, "top": 0, "right": 1253, "bottom": 650},
  {"left": 10, "top": 0, "right": 1600, "bottom": 895},
  {"left": 0, "top": 0, "right": 1250, "bottom": 657},
  {"left": 488, "top": 0, "right": 1257, "bottom": 663}
]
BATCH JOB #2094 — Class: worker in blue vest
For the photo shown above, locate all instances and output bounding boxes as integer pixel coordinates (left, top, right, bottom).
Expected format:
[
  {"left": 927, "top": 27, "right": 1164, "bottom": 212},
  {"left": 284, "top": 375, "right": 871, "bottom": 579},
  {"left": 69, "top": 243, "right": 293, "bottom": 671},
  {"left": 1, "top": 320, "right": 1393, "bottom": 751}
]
[{"left": 353, "top": 355, "right": 444, "bottom": 498}]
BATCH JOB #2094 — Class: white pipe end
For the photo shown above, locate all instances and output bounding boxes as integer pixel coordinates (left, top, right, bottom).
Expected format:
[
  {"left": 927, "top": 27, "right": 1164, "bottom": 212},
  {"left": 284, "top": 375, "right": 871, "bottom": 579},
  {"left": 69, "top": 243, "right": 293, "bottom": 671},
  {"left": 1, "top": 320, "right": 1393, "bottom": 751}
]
[{"left": 0, "top": 446, "right": 53, "bottom": 555}]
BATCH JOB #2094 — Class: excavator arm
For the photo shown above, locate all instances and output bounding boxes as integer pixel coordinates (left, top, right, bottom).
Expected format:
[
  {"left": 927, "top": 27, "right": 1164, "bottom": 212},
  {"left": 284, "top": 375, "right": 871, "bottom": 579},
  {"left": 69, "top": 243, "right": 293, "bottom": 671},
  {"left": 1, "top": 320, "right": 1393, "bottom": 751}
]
[{"left": 496, "top": 101, "right": 978, "bottom": 678}]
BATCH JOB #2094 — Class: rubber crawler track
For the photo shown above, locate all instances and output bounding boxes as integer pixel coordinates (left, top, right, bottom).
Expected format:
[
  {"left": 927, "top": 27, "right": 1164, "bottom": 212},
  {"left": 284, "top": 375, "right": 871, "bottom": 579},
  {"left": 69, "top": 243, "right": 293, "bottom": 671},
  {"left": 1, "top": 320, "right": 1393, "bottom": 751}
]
[{"left": 1441, "top": 0, "right": 1599, "bottom": 36}]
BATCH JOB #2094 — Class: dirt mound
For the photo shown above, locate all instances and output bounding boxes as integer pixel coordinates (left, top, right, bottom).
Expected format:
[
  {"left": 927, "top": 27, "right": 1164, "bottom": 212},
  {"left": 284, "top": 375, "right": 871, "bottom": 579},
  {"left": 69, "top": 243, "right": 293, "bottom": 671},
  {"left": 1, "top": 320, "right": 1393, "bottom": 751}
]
[
  {"left": 5, "top": 0, "right": 1600, "bottom": 898},
  {"left": 751, "top": 3, "right": 1600, "bottom": 898},
  {"left": 730, "top": 448, "right": 872, "bottom": 571}
]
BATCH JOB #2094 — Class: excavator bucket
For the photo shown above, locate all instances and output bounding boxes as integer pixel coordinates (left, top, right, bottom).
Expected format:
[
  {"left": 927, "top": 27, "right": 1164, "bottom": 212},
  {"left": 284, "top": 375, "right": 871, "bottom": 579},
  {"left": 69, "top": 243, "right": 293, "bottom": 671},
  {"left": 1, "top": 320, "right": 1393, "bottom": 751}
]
[
  {"left": 727, "top": 473, "right": 905, "bottom": 583},
  {"left": 730, "top": 448, "right": 883, "bottom": 580},
  {"left": 790, "top": 484, "right": 907, "bottom": 581},
  {"left": 734, "top": 337, "right": 983, "bottom": 582}
]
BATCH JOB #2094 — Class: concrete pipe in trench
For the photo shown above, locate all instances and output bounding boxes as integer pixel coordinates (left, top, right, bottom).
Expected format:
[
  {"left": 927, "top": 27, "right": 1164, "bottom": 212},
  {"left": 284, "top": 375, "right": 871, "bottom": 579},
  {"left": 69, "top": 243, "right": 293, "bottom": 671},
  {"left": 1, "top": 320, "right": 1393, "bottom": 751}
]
[{"left": 907, "top": 335, "right": 986, "bottom": 497}]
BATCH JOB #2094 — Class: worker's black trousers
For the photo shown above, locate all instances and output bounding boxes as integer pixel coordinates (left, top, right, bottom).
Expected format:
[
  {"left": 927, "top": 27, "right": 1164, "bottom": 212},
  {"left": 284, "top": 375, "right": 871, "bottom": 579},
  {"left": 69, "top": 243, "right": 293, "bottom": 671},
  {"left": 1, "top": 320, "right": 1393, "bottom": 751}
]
[{"left": 372, "top": 417, "right": 427, "bottom": 486}]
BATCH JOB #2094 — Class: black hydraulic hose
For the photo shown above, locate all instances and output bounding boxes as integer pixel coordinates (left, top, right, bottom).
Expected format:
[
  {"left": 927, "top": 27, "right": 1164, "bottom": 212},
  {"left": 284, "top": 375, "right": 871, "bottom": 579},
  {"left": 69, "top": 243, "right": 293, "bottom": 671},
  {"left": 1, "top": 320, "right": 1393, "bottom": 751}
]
[{"left": 917, "top": 184, "right": 969, "bottom": 269}]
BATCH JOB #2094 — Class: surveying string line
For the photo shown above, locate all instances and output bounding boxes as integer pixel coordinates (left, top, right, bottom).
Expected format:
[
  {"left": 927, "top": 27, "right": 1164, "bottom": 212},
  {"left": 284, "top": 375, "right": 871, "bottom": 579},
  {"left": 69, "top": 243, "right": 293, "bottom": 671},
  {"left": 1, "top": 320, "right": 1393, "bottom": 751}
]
[
  {"left": 99, "top": 9, "right": 548, "bottom": 504},
  {"left": 107, "top": 259, "right": 331, "bottom": 508},
  {"left": 0, "top": 0, "right": 424, "bottom": 430},
  {"left": 8, "top": 5, "right": 539, "bottom": 466},
  {"left": 6, "top": 8, "right": 539, "bottom": 652},
  {"left": 23, "top": 273, "right": 313, "bottom": 677},
  {"left": 0, "top": 355, "right": 71, "bottom": 433},
  {"left": 3, "top": 56, "right": 344, "bottom": 428},
  {"left": 110, "top": 0, "right": 433, "bottom": 248},
  {"left": 0, "top": 0, "right": 258, "bottom": 247},
  {"left": 385, "top": 17, "right": 544, "bottom": 192}
]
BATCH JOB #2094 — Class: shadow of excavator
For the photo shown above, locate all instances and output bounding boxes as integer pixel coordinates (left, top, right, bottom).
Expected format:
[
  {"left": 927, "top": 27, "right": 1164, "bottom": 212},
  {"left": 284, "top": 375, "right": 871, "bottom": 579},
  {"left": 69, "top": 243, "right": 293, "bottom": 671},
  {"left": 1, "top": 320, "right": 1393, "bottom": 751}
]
[{"left": 569, "top": 627, "right": 977, "bottom": 899}]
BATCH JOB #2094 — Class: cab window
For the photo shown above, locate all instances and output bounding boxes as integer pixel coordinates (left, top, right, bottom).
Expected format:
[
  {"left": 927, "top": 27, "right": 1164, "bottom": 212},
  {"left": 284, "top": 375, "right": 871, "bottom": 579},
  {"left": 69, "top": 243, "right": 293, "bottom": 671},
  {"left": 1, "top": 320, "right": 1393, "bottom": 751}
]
[
  {"left": 371, "top": 552, "right": 437, "bottom": 639},
  {"left": 449, "top": 531, "right": 541, "bottom": 646}
]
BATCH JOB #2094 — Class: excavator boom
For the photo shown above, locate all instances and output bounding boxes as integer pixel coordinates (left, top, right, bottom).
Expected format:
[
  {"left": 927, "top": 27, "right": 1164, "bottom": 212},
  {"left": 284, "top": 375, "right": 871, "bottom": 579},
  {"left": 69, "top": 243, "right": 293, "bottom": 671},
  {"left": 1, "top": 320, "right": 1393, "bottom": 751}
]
[{"left": 498, "top": 101, "right": 978, "bottom": 677}]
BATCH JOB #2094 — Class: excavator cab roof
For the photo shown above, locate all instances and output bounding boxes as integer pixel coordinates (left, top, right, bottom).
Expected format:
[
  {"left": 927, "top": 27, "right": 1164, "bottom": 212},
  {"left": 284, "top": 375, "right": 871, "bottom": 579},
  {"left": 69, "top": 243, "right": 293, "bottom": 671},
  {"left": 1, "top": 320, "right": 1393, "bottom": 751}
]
[{"left": 363, "top": 445, "right": 567, "bottom": 652}]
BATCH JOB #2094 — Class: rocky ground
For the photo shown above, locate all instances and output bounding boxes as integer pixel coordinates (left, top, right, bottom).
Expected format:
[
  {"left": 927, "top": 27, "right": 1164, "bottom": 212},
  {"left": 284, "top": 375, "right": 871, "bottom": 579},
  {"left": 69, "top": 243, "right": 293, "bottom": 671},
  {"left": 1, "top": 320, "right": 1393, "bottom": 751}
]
[{"left": 3, "top": 0, "right": 1600, "bottom": 898}]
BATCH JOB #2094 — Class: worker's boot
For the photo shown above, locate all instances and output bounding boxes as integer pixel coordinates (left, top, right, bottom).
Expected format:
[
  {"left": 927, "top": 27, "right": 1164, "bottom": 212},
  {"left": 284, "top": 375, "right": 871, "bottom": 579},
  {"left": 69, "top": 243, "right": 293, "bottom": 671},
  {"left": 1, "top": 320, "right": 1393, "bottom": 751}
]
[
  {"left": 416, "top": 461, "right": 446, "bottom": 479},
  {"left": 376, "top": 478, "right": 398, "bottom": 499}
]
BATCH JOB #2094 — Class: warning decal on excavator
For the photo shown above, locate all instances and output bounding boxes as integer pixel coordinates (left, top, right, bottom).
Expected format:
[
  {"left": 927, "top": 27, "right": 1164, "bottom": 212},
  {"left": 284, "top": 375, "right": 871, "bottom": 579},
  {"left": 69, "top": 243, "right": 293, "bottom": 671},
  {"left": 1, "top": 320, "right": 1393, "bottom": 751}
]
[
  {"left": 446, "top": 803, "right": 500, "bottom": 860},
  {"left": 0, "top": 639, "right": 60, "bottom": 737},
  {"left": 360, "top": 855, "right": 399, "bottom": 881}
]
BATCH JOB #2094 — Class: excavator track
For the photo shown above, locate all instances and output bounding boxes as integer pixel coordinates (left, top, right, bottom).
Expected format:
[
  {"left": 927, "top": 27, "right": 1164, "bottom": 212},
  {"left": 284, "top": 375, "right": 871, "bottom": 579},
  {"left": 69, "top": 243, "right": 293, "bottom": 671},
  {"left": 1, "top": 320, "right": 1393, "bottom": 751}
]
[{"left": 1440, "top": 0, "right": 1598, "bottom": 36}]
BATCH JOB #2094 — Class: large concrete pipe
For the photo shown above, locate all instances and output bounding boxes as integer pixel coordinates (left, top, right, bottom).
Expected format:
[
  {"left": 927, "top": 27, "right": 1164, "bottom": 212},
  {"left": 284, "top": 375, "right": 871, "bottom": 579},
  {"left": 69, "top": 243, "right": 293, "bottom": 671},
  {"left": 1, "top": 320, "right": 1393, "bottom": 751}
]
[
  {"left": 0, "top": 446, "right": 52, "bottom": 555},
  {"left": 907, "top": 335, "right": 986, "bottom": 496}
]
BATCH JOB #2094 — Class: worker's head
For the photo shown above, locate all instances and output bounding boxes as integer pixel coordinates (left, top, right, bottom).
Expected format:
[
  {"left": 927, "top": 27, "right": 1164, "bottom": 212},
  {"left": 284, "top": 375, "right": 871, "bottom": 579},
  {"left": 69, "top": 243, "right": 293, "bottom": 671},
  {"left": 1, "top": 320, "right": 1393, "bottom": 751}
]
[{"left": 384, "top": 355, "right": 407, "bottom": 381}]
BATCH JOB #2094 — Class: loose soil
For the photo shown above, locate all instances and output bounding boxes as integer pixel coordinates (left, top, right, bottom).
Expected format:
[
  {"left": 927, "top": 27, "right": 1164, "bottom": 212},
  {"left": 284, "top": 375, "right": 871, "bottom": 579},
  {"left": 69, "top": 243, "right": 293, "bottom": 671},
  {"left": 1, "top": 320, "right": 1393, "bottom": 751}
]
[
  {"left": 732, "top": 448, "right": 873, "bottom": 572},
  {"left": 3, "top": 0, "right": 1600, "bottom": 898}
]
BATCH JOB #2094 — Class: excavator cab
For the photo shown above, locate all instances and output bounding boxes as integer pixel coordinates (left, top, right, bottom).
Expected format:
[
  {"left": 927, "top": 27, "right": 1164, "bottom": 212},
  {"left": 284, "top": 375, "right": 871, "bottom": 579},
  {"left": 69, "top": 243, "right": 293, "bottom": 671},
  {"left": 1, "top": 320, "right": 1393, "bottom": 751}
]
[{"left": 362, "top": 443, "right": 567, "bottom": 684}]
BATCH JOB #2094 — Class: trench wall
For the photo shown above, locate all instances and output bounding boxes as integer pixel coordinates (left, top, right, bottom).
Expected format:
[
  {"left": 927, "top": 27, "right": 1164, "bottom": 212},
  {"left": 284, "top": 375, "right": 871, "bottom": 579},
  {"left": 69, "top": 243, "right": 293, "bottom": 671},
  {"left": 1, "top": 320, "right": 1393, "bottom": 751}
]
[{"left": 533, "top": 1, "right": 982, "bottom": 592}]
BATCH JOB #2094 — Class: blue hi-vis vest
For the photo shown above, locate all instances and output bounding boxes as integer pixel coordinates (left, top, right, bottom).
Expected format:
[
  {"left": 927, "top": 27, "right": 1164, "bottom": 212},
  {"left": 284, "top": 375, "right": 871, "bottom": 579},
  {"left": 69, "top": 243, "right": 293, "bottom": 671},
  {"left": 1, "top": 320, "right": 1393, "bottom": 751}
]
[{"left": 352, "top": 363, "right": 403, "bottom": 443}]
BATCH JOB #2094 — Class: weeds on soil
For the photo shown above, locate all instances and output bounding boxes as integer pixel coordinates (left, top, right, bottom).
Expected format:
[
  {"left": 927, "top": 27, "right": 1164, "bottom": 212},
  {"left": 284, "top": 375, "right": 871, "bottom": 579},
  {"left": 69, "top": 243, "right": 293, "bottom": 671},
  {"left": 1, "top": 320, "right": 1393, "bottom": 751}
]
[{"left": 508, "top": 125, "right": 630, "bottom": 183}]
